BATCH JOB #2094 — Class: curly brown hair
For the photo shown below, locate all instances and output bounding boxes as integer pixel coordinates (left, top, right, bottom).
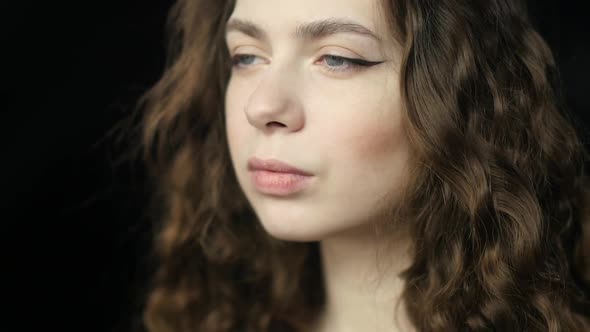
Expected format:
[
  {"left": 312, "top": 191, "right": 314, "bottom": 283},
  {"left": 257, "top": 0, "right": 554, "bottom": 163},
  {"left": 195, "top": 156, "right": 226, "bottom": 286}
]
[{"left": 126, "top": 0, "right": 590, "bottom": 330}]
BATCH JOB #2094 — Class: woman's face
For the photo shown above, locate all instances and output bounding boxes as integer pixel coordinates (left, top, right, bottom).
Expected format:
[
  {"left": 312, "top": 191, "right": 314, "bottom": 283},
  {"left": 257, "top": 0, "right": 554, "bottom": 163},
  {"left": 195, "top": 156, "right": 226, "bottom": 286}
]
[{"left": 224, "top": 0, "right": 410, "bottom": 241}]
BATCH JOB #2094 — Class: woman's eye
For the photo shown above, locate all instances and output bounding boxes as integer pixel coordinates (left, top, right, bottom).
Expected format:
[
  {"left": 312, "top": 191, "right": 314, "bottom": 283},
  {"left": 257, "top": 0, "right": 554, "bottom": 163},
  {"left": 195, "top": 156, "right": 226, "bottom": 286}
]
[
  {"left": 230, "top": 53, "right": 383, "bottom": 74},
  {"left": 231, "top": 54, "right": 265, "bottom": 69},
  {"left": 319, "top": 55, "right": 383, "bottom": 73}
]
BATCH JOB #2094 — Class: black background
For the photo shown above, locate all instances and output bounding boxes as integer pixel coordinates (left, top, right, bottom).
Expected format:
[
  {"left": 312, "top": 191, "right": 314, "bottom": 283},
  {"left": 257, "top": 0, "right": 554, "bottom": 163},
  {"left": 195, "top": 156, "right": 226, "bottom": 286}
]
[{"left": 3, "top": 1, "right": 589, "bottom": 332}]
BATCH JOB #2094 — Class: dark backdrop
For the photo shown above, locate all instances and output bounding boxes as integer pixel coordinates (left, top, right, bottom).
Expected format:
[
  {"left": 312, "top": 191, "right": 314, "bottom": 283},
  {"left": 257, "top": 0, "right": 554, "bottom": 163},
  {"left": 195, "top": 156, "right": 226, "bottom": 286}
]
[{"left": 3, "top": 1, "right": 588, "bottom": 332}]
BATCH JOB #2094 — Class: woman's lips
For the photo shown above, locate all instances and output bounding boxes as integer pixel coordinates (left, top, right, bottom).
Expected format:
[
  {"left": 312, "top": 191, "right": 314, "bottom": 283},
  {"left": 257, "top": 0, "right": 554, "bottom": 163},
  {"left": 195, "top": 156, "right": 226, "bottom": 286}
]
[
  {"left": 247, "top": 157, "right": 313, "bottom": 176},
  {"left": 247, "top": 157, "right": 314, "bottom": 196},
  {"left": 250, "top": 170, "right": 313, "bottom": 196}
]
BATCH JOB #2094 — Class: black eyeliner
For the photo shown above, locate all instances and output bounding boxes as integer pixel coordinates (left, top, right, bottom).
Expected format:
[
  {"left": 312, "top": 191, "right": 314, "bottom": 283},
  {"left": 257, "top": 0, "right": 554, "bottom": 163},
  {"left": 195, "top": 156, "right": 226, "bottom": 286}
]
[{"left": 348, "top": 58, "right": 385, "bottom": 67}]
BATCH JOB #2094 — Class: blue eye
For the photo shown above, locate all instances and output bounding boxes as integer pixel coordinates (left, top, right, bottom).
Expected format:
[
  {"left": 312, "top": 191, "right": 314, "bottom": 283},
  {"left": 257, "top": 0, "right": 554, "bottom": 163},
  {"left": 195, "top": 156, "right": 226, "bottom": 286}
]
[
  {"left": 320, "top": 55, "right": 382, "bottom": 73},
  {"left": 230, "top": 54, "right": 383, "bottom": 73},
  {"left": 231, "top": 54, "right": 263, "bottom": 68}
]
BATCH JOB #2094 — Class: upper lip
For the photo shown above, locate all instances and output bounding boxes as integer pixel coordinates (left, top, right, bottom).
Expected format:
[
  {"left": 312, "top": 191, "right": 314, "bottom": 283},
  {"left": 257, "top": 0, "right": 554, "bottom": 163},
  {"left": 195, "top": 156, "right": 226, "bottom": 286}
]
[{"left": 247, "top": 157, "right": 313, "bottom": 176}]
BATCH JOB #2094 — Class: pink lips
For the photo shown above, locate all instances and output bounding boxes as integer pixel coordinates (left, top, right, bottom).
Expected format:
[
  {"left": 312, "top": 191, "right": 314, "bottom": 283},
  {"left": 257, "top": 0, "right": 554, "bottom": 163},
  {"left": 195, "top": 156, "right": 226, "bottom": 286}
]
[{"left": 247, "top": 157, "right": 314, "bottom": 196}]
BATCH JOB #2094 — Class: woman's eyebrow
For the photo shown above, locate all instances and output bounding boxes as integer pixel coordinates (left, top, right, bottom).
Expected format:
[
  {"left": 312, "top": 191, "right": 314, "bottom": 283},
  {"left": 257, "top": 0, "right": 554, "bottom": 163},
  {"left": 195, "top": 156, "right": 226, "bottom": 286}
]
[{"left": 225, "top": 17, "right": 382, "bottom": 43}]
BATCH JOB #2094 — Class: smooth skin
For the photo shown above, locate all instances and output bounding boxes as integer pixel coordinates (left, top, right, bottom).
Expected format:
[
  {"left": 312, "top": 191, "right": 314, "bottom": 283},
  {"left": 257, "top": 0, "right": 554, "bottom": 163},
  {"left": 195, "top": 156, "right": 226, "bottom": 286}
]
[{"left": 225, "top": 0, "right": 415, "bottom": 330}]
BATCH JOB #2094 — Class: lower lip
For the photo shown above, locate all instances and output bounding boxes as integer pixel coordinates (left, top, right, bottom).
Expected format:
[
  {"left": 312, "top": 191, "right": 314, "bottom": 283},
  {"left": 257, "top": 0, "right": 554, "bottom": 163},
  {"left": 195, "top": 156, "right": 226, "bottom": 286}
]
[{"left": 250, "top": 170, "right": 313, "bottom": 196}]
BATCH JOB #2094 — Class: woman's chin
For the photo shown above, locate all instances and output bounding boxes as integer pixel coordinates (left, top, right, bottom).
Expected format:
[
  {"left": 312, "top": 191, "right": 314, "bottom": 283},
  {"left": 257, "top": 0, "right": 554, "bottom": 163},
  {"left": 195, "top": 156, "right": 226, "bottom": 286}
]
[{"left": 259, "top": 218, "right": 328, "bottom": 242}]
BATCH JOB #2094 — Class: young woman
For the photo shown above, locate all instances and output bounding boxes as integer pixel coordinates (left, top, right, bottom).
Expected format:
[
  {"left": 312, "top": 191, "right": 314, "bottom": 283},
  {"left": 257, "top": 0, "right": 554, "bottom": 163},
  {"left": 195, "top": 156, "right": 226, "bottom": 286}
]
[{"left": 131, "top": 0, "right": 590, "bottom": 330}]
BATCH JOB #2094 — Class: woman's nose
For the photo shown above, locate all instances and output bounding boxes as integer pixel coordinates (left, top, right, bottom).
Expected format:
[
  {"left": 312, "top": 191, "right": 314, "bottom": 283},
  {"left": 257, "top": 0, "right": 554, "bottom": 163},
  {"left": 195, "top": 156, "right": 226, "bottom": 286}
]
[{"left": 244, "top": 68, "right": 305, "bottom": 134}]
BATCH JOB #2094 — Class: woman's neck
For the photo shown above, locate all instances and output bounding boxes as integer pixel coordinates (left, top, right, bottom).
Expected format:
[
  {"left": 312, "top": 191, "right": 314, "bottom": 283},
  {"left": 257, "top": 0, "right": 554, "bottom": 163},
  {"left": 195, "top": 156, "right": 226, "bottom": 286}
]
[{"left": 312, "top": 224, "right": 416, "bottom": 332}]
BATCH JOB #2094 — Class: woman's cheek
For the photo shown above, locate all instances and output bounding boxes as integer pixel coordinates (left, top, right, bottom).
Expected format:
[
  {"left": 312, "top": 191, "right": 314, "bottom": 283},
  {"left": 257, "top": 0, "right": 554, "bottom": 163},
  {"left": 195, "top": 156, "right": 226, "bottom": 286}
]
[{"left": 329, "top": 101, "right": 405, "bottom": 164}]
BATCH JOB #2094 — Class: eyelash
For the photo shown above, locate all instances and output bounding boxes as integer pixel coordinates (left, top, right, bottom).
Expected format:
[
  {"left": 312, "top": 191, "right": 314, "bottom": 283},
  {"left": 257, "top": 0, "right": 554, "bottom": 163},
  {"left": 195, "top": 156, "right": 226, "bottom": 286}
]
[{"left": 230, "top": 54, "right": 382, "bottom": 74}]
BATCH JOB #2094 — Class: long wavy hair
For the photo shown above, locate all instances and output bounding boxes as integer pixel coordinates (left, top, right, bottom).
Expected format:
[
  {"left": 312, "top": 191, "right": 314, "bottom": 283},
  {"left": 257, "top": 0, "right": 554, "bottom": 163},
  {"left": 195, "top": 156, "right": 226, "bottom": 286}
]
[{"left": 126, "top": 0, "right": 590, "bottom": 330}]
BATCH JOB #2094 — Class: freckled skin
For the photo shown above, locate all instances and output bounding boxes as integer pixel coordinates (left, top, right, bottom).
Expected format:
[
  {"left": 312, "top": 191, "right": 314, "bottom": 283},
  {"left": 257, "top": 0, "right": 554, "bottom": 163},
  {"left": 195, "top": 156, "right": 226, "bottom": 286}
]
[{"left": 225, "top": 0, "right": 410, "bottom": 241}]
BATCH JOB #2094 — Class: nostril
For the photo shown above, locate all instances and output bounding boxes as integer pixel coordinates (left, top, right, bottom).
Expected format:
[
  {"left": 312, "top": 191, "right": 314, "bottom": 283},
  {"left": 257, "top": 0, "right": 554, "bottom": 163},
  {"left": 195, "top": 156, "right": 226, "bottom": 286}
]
[{"left": 267, "top": 121, "right": 286, "bottom": 127}]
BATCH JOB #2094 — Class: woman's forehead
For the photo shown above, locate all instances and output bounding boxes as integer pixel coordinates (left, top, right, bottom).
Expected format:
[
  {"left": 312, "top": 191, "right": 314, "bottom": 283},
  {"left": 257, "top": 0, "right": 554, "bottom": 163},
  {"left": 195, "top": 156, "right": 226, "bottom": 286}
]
[
  {"left": 229, "top": 0, "right": 386, "bottom": 34},
  {"left": 227, "top": 0, "right": 399, "bottom": 54}
]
